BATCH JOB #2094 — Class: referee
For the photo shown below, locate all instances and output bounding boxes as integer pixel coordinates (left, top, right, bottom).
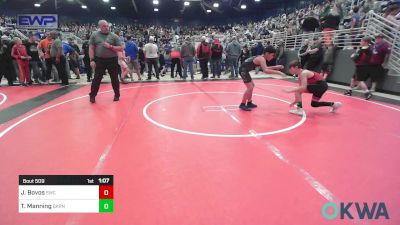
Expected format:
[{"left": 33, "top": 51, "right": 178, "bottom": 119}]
[{"left": 89, "top": 20, "right": 123, "bottom": 103}]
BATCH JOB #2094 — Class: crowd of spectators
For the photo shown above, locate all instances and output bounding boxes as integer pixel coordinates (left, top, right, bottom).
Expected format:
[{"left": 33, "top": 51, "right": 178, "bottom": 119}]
[
  {"left": 1, "top": 0, "right": 398, "bottom": 45},
  {"left": 0, "top": 0, "right": 399, "bottom": 88},
  {"left": 55, "top": 0, "right": 398, "bottom": 42}
]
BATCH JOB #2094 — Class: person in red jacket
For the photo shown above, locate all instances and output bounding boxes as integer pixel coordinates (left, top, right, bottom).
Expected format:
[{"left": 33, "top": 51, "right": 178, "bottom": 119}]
[
  {"left": 196, "top": 36, "right": 212, "bottom": 80},
  {"left": 11, "top": 37, "right": 32, "bottom": 86},
  {"left": 170, "top": 47, "right": 182, "bottom": 79}
]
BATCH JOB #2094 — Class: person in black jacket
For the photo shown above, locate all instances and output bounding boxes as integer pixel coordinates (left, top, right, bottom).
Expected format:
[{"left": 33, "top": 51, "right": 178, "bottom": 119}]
[
  {"left": 302, "top": 12, "right": 320, "bottom": 33},
  {"left": 158, "top": 49, "right": 165, "bottom": 76},
  {"left": 82, "top": 34, "right": 92, "bottom": 82},
  {"left": 321, "top": 42, "right": 337, "bottom": 80},
  {"left": 298, "top": 39, "right": 310, "bottom": 68},
  {"left": 321, "top": 8, "right": 340, "bottom": 46},
  {"left": 25, "top": 33, "right": 43, "bottom": 84},
  {"left": 276, "top": 41, "right": 285, "bottom": 66},
  {"left": 138, "top": 42, "right": 146, "bottom": 75},
  {"left": 304, "top": 39, "right": 323, "bottom": 71},
  {"left": 0, "top": 35, "right": 15, "bottom": 86}
]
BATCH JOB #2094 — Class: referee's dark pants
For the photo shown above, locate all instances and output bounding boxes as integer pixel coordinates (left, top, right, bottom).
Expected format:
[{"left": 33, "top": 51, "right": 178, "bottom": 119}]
[{"left": 90, "top": 57, "right": 120, "bottom": 98}]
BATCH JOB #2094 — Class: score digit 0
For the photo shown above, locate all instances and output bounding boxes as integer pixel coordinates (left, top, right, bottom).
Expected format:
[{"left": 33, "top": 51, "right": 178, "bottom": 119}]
[{"left": 99, "top": 185, "right": 113, "bottom": 199}]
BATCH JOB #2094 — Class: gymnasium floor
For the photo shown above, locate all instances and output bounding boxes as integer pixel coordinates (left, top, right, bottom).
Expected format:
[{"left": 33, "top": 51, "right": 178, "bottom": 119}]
[{"left": 0, "top": 77, "right": 399, "bottom": 225}]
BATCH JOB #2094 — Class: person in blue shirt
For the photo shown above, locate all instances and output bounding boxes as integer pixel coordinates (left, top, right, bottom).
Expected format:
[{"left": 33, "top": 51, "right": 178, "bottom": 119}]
[
  {"left": 164, "top": 42, "right": 172, "bottom": 54},
  {"left": 62, "top": 41, "right": 75, "bottom": 56},
  {"left": 62, "top": 41, "right": 80, "bottom": 79},
  {"left": 252, "top": 41, "right": 264, "bottom": 56},
  {"left": 124, "top": 36, "right": 141, "bottom": 81}
]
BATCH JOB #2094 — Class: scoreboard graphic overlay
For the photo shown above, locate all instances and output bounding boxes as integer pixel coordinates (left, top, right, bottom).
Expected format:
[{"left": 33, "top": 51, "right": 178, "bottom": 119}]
[{"left": 19, "top": 175, "right": 113, "bottom": 213}]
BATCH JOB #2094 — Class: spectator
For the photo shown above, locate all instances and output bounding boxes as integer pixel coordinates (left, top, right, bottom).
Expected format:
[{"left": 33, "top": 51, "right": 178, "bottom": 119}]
[
  {"left": 158, "top": 49, "right": 165, "bottom": 77},
  {"left": 302, "top": 12, "right": 320, "bottom": 33},
  {"left": 369, "top": 34, "right": 390, "bottom": 92},
  {"left": 164, "top": 42, "right": 173, "bottom": 53},
  {"left": 321, "top": 42, "right": 337, "bottom": 80},
  {"left": 336, "top": 24, "right": 346, "bottom": 49},
  {"left": 144, "top": 36, "right": 160, "bottom": 80},
  {"left": 180, "top": 36, "right": 196, "bottom": 80},
  {"left": 0, "top": 35, "right": 14, "bottom": 86},
  {"left": 351, "top": 6, "right": 362, "bottom": 47},
  {"left": 344, "top": 37, "right": 373, "bottom": 99},
  {"left": 304, "top": 39, "right": 323, "bottom": 71},
  {"left": 226, "top": 36, "right": 242, "bottom": 79},
  {"left": 66, "top": 38, "right": 81, "bottom": 79},
  {"left": 276, "top": 40, "right": 286, "bottom": 66},
  {"left": 115, "top": 31, "right": 125, "bottom": 43},
  {"left": 251, "top": 40, "right": 264, "bottom": 56},
  {"left": 196, "top": 36, "right": 212, "bottom": 80},
  {"left": 321, "top": 6, "right": 341, "bottom": 45},
  {"left": 68, "top": 38, "right": 81, "bottom": 53},
  {"left": 138, "top": 42, "right": 146, "bottom": 76},
  {"left": 38, "top": 32, "right": 53, "bottom": 83},
  {"left": 161, "top": 49, "right": 171, "bottom": 76},
  {"left": 125, "top": 36, "right": 141, "bottom": 81},
  {"left": 210, "top": 38, "right": 223, "bottom": 79},
  {"left": 298, "top": 39, "right": 310, "bottom": 68},
  {"left": 11, "top": 37, "right": 31, "bottom": 86},
  {"left": 351, "top": 6, "right": 362, "bottom": 29},
  {"left": 82, "top": 34, "right": 92, "bottom": 82},
  {"left": 385, "top": 4, "right": 400, "bottom": 25},
  {"left": 361, "top": 0, "right": 375, "bottom": 16},
  {"left": 118, "top": 42, "right": 130, "bottom": 84},
  {"left": 170, "top": 47, "right": 182, "bottom": 79},
  {"left": 50, "top": 32, "right": 68, "bottom": 86},
  {"left": 25, "top": 34, "right": 43, "bottom": 84}
]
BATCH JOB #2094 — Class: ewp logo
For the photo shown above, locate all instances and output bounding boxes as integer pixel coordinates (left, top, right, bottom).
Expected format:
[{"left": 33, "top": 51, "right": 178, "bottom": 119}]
[
  {"left": 322, "top": 202, "right": 389, "bottom": 220},
  {"left": 17, "top": 14, "right": 58, "bottom": 29}
]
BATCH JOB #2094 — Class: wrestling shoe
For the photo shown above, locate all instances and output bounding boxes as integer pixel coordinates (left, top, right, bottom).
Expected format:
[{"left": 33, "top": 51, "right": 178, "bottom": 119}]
[
  {"left": 239, "top": 104, "right": 252, "bottom": 111},
  {"left": 289, "top": 108, "right": 304, "bottom": 116},
  {"left": 365, "top": 92, "right": 373, "bottom": 100},
  {"left": 246, "top": 102, "right": 258, "bottom": 108},
  {"left": 330, "top": 102, "right": 342, "bottom": 113}
]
